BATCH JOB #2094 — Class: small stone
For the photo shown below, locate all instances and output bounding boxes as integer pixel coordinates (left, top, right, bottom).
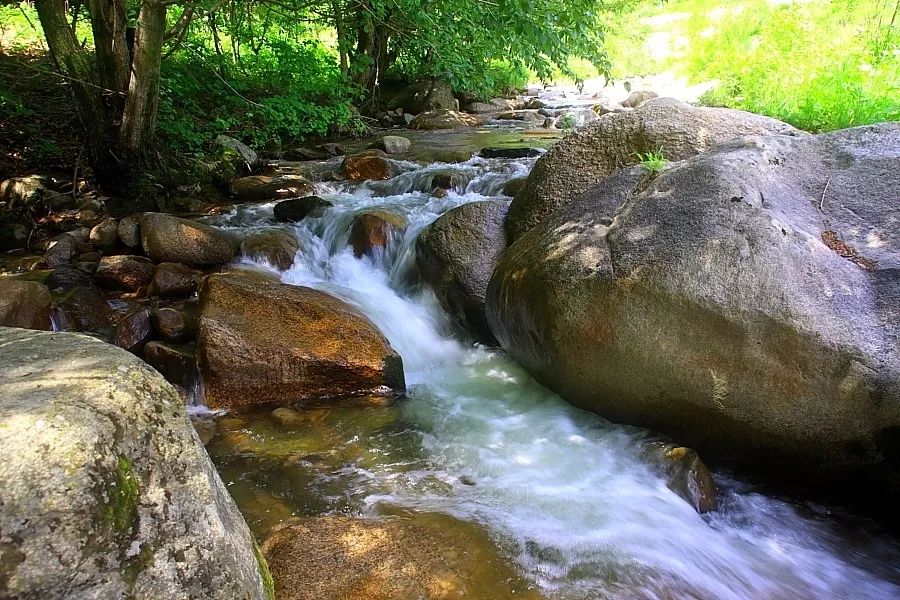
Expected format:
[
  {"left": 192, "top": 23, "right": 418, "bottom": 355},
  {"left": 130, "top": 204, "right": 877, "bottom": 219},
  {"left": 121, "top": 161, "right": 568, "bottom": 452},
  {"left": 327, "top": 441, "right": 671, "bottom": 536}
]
[
  {"left": 240, "top": 230, "right": 300, "bottom": 270},
  {"left": 272, "top": 196, "right": 333, "bottom": 223},
  {"left": 89, "top": 218, "right": 119, "bottom": 252},
  {"left": 150, "top": 307, "right": 190, "bottom": 342},
  {"left": 149, "top": 262, "right": 201, "bottom": 297},
  {"left": 94, "top": 255, "right": 156, "bottom": 292},
  {"left": 271, "top": 407, "right": 304, "bottom": 427},
  {"left": 44, "top": 233, "right": 78, "bottom": 267},
  {"left": 114, "top": 308, "right": 153, "bottom": 353},
  {"left": 117, "top": 215, "right": 141, "bottom": 248},
  {"left": 370, "top": 135, "right": 411, "bottom": 154},
  {"left": 143, "top": 341, "right": 198, "bottom": 389},
  {"left": 342, "top": 154, "right": 392, "bottom": 182}
]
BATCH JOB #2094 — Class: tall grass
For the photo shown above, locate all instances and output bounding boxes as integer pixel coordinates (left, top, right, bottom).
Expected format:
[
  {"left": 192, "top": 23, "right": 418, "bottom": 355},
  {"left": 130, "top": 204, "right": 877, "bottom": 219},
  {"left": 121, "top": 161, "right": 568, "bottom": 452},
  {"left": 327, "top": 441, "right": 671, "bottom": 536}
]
[{"left": 608, "top": 0, "right": 900, "bottom": 131}]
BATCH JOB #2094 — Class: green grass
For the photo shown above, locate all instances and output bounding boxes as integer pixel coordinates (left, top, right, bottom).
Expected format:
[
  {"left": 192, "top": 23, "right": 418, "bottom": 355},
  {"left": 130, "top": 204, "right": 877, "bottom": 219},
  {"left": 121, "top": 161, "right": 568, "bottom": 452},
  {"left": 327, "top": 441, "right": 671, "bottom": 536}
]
[
  {"left": 606, "top": 0, "right": 900, "bottom": 132},
  {"left": 636, "top": 149, "right": 668, "bottom": 173}
]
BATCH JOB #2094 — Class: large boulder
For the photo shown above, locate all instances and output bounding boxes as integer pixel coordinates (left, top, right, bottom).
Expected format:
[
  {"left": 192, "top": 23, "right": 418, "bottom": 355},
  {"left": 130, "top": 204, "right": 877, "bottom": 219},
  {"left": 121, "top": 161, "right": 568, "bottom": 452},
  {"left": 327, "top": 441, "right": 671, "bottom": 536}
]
[
  {"left": 487, "top": 124, "right": 900, "bottom": 481},
  {"left": 0, "top": 279, "right": 52, "bottom": 330},
  {"left": 342, "top": 154, "right": 393, "bottom": 182},
  {"left": 141, "top": 213, "right": 236, "bottom": 267},
  {"left": 0, "top": 327, "right": 271, "bottom": 599},
  {"left": 388, "top": 78, "right": 458, "bottom": 114},
  {"left": 230, "top": 174, "right": 315, "bottom": 202},
  {"left": 416, "top": 200, "right": 509, "bottom": 343},
  {"left": 262, "top": 514, "right": 537, "bottom": 600},
  {"left": 506, "top": 97, "right": 801, "bottom": 241},
  {"left": 410, "top": 110, "right": 484, "bottom": 130},
  {"left": 197, "top": 274, "right": 405, "bottom": 409}
]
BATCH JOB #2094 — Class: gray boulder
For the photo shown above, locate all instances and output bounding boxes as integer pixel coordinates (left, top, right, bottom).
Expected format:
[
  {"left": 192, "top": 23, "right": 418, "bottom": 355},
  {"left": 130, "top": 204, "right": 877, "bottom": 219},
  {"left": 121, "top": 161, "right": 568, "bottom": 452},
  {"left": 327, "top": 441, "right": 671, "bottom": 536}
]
[
  {"left": 388, "top": 78, "right": 458, "bottom": 114},
  {"left": 0, "top": 327, "right": 271, "bottom": 599},
  {"left": 416, "top": 200, "right": 509, "bottom": 343},
  {"left": 507, "top": 97, "right": 801, "bottom": 241},
  {"left": 215, "top": 134, "right": 259, "bottom": 168},
  {"left": 370, "top": 135, "right": 412, "bottom": 154},
  {"left": 487, "top": 124, "right": 900, "bottom": 479}
]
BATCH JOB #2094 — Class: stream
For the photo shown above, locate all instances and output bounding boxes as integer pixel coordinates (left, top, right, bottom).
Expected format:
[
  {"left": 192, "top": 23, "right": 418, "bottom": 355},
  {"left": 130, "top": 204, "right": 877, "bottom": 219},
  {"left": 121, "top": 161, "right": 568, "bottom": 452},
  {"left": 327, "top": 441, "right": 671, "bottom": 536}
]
[{"left": 199, "top": 130, "right": 900, "bottom": 599}]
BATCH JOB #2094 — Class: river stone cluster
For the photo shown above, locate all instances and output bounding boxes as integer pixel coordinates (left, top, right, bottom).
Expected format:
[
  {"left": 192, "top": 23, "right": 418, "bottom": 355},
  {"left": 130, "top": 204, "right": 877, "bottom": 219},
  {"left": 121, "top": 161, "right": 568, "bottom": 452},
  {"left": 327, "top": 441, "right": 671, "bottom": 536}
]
[{"left": 0, "top": 327, "right": 271, "bottom": 599}]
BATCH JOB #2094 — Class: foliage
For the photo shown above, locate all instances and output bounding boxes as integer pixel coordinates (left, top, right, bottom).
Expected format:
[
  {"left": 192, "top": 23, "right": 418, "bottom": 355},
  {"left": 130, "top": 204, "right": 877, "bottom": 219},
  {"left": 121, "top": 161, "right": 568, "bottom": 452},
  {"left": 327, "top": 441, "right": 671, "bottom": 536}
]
[
  {"left": 635, "top": 149, "right": 667, "bottom": 173},
  {"left": 607, "top": 0, "right": 900, "bottom": 131}
]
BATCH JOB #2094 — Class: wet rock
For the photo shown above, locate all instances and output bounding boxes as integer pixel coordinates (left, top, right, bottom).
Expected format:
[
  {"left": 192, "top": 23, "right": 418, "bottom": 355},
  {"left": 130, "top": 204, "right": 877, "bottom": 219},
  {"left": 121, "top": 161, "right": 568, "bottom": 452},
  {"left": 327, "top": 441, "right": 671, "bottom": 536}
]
[
  {"left": 467, "top": 101, "right": 499, "bottom": 114},
  {"left": 370, "top": 135, "right": 411, "bottom": 154},
  {"left": 621, "top": 89, "right": 659, "bottom": 108},
  {"left": 0, "top": 279, "right": 52, "bottom": 330},
  {"left": 642, "top": 441, "right": 717, "bottom": 513},
  {"left": 240, "top": 229, "right": 300, "bottom": 270},
  {"left": 0, "top": 174, "right": 50, "bottom": 207},
  {"left": 89, "top": 217, "right": 119, "bottom": 252},
  {"left": 350, "top": 210, "right": 407, "bottom": 258},
  {"left": 115, "top": 308, "right": 153, "bottom": 353},
  {"left": 197, "top": 274, "right": 405, "bottom": 409},
  {"left": 262, "top": 513, "right": 537, "bottom": 600},
  {"left": 43, "top": 233, "right": 78, "bottom": 267},
  {"left": 524, "top": 98, "right": 546, "bottom": 109},
  {"left": 143, "top": 341, "right": 198, "bottom": 390},
  {"left": 342, "top": 154, "right": 392, "bottom": 182},
  {"left": 0, "top": 327, "right": 270, "bottom": 599},
  {"left": 417, "top": 200, "right": 509, "bottom": 343},
  {"left": 388, "top": 77, "right": 458, "bottom": 114},
  {"left": 52, "top": 285, "right": 114, "bottom": 338},
  {"left": 410, "top": 110, "right": 484, "bottom": 130},
  {"left": 273, "top": 196, "right": 333, "bottom": 222},
  {"left": 487, "top": 123, "right": 900, "bottom": 478},
  {"left": 230, "top": 174, "right": 316, "bottom": 202},
  {"left": 149, "top": 262, "right": 201, "bottom": 297},
  {"left": 270, "top": 407, "right": 304, "bottom": 427},
  {"left": 45, "top": 264, "right": 94, "bottom": 291},
  {"left": 141, "top": 213, "right": 237, "bottom": 267},
  {"left": 430, "top": 171, "right": 466, "bottom": 192},
  {"left": 507, "top": 97, "right": 800, "bottom": 240},
  {"left": 480, "top": 147, "right": 541, "bottom": 159},
  {"left": 150, "top": 307, "right": 191, "bottom": 342},
  {"left": 117, "top": 215, "right": 141, "bottom": 248},
  {"left": 94, "top": 255, "right": 156, "bottom": 291}
]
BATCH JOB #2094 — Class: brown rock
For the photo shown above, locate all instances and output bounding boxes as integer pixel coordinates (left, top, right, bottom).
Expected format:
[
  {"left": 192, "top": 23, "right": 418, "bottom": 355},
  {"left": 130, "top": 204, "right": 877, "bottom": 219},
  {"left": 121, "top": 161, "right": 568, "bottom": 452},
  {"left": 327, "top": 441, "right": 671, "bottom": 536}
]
[
  {"left": 0, "top": 280, "right": 52, "bottom": 330},
  {"left": 140, "top": 213, "right": 237, "bottom": 267},
  {"left": 151, "top": 307, "right": 191, "bottom": 342},
  {"left": 240, "top": 229, "right": 300, "bottom": 270},
  {"left": 409, "top": 110, "right": 484, "bottom": 130},
  {"left": 641, "top": 441, "right": 717, "bottom": 513},
  {"left": 115, "top": 308, "right": 153, "bottom": 352},
  {"left": 262, "top": 513, "right": 539, "bottom": 600},
  {"left": 230, "top": 174, "right": 315, "bottom": 202},
  {"left": 197, "top": 274, "right": 405, "bottom": 409},
  {"left": 149, "top": 262, "right": 201, "bottom": 297},
  {"left": 89, "top": 218, "right": 118, "bottom": 252},
  {"left": 143, "top": 341, "right": 198, "bottom": 389},
  {"left": 52, "top": 286, "right": 114, "bottom": 338},
  {"left": 94, "top": 255, "right": 156, "bottom": 291},
  {"left": 342, "top": 155, "right": 392, "bottom": 182},
  {"left": 350, "top": 210, "right": 407, "bottom": 258}
]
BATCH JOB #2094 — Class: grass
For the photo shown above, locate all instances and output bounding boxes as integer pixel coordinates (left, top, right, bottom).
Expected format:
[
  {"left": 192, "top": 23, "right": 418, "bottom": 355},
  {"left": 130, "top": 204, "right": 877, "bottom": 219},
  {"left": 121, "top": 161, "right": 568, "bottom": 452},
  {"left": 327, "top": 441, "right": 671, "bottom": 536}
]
[
  {"left": 605, "top": 0, "right": 900, "bottom": 132},
  {"left": 636, "top": 149, "right": 668, "bottom": 173}
]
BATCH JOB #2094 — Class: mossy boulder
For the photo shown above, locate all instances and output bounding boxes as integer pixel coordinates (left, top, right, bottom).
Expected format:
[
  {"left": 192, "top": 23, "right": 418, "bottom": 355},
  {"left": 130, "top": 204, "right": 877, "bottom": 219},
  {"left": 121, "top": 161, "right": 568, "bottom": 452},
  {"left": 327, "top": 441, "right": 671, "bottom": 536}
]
[{"left": 0, "top": 327, "right": 270, "bottom": 599}]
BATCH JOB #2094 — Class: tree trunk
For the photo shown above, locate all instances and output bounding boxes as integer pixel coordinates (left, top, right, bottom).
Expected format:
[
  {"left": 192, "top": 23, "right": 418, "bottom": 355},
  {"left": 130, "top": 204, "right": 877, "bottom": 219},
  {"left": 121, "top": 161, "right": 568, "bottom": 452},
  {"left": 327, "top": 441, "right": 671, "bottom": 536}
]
[{"left": 120, "top": 0, "right": 166, "bottom": 158}]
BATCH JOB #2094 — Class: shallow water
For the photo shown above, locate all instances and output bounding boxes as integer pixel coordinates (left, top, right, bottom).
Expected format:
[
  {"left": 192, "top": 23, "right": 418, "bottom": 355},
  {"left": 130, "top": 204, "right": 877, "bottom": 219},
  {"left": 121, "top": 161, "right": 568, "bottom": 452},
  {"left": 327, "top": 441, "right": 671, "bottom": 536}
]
[{"left": 203, "top": 146, "right": 900, "bottom": 600}]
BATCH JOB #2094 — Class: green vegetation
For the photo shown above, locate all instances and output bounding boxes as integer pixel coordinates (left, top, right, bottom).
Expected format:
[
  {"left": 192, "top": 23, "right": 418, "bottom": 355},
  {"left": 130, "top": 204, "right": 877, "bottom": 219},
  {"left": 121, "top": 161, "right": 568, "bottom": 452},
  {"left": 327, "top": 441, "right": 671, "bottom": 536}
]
[
  {"left": 105, "top": 456, "right": 140, "bottom": 534},
  {"left": 252, "top": 538, "right": 276, "bottom": 600},
  {"left": 607, "top": 0, "right": 900, "bottom": 131},
  {"left": 636, "top": 149, "right": 667, "bottom": 173}
]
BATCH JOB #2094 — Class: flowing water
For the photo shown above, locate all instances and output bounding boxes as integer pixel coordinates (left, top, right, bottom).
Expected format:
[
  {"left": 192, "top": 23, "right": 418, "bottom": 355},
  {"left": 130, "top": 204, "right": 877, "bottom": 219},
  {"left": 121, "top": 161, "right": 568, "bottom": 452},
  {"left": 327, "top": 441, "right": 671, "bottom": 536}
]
[{"left": 202, "top": 143, "right": 900, "bottom": 600}]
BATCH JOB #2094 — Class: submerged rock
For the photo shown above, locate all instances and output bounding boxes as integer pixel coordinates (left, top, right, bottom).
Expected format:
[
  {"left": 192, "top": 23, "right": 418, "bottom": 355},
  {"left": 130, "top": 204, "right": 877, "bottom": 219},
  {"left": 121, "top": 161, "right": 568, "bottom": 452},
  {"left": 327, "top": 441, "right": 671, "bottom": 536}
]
[
  {"left": 0, "top": 279, "right": 52, "bottom": 330},
  {"left": 0, "top": 327, "right": 270, "bottom": 599},
  {"left": 416, "top": 200, "right": 509, "bottom": 343},
  {"left": 487, "top": 123, "right": 900, "bottom": 479},
  {"left": 262, "top": 513, "right": 539, "bottom": 600},
  {"left": 141, "top": 213, "right": 236, "bottom": 267},
  {"left": 197, "top": 274, "right": 405, "bottom": 409},
  {"left": 507, "top": 97, "right": 800, "bottom": 240}
]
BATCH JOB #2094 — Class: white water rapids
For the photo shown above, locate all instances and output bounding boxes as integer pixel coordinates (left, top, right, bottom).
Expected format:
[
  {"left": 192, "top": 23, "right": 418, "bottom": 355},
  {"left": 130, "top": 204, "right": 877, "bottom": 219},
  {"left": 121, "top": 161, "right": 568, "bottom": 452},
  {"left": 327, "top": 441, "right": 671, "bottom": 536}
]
[{"left": 211, "top": 153, "right": 900, "bottom": 599}]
